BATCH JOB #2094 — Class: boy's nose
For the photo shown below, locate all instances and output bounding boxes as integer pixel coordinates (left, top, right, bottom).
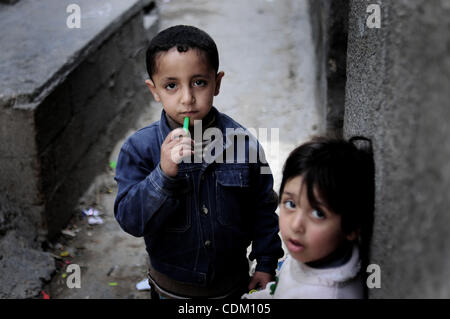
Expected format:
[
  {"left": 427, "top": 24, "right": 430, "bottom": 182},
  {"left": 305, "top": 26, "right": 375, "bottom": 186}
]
[
  {"left": 291, "top": 211, "right": 306, "bottom": 233},
  {"left": 181, "top": 87, "right": 195, "bottom": 105}
]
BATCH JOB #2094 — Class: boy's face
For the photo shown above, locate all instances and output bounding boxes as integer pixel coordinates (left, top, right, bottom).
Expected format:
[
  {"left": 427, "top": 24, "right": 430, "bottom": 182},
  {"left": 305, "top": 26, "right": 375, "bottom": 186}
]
[
  {"left": 279, "top": 175, "right": 357, "bottom": 264},
  {"left": 145, "top": 47, "right": 224, "bottom": 126}
]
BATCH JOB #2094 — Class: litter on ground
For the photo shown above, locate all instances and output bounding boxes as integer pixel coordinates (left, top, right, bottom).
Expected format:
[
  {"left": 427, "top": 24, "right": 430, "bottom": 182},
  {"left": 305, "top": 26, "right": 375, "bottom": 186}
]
[{"left": 136, "top": 278, "right": 151, "bottom": 291}]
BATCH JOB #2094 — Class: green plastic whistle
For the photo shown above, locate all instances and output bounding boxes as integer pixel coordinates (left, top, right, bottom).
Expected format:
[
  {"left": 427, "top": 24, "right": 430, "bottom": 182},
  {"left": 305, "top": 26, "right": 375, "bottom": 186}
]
[{"left": 183, "top": 117, "right": 190, "bottom": 133}]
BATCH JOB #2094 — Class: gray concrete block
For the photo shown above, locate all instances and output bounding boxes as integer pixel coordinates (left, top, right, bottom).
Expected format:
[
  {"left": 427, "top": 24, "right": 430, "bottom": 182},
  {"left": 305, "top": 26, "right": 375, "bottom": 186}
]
[
  {"left": 0, "top": 231, "right": 55, "bottom": 299},
  {"left": 0, "top": 0, "right": 157, "bottom": 237},
  {"left": 344, "top": 0, "right": 450, "bottom": 298},
  {"left": 309, "top": 0, "right": 348, "bottom": 137},
  {"left": 0, "top": 195, "right": 54, "bottom": 299},
  {"left": 0, "top": 0, "right": 149, "bottom": 108},
  {"left": 0, "top": 0, "right": 19, "bottom": 5},
  {"left": 0, "top": 0, "right": 158, "bottom": 297}
]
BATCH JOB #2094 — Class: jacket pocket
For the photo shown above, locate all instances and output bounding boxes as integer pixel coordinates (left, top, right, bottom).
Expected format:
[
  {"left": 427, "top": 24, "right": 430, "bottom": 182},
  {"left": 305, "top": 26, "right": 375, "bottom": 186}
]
[
  {"left": 165, "top": 175, "right": 192, "bottom": 233},
  {"left": 215, "top": 168, "right": 250, "bottom": 227}
]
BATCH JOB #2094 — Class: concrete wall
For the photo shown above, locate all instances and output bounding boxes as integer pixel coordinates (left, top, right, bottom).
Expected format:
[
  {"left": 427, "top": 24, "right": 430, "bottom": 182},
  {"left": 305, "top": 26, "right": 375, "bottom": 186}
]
[
  {"left": 0, "top": 0, "right": 158, "bottom": 298},
  {"left": 0, "top": 0, "right": 158, "bottom": 241},
  {"left": 344, "top": 0, "right": 450, "bottom": 298},
  {"left": 0, "top": 0, "right": 20, "bottom": 5},
  {"left": 36, "top": 12, "right": 155, "bottom": 239},
  {"left": 309, "top": 0, "right": 349, "bottom": 138}
]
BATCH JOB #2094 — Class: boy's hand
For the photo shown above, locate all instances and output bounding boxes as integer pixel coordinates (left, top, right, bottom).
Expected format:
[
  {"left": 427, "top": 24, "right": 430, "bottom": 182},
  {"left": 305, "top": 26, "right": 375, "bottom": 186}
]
[
  {"left": 160, "top": 128, "right": 194, "bottom": 177},
  {"left": 248, "top": 271, "right": 274, "bottom": 291}
]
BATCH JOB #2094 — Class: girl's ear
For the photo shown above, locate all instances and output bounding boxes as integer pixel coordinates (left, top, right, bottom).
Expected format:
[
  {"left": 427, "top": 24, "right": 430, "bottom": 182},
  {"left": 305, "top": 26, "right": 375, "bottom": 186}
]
[
  {"left": 145, "top": 79, "right": 161, "bottom": 102},
  {"left": 214, "top": 71, "right": 225, "bottom": 96},
  {"left": 346, "top": 229, "right": 360, "bottom": 242}
]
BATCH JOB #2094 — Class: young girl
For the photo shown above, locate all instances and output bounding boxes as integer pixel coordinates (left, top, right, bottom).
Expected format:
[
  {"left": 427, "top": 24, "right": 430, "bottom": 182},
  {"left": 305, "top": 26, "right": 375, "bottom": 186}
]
[{"left": 243, "top": 136, "right": 374, "bottom": 299}]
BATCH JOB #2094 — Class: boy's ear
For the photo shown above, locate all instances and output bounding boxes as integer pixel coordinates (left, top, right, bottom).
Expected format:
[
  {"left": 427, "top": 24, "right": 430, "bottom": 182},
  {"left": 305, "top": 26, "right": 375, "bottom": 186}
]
[
  {"left": 145, "top": 79, "right": 161, "bottom": 102},
  {"left": 214, "top": 71, "right": 225, "bottom": 96}
]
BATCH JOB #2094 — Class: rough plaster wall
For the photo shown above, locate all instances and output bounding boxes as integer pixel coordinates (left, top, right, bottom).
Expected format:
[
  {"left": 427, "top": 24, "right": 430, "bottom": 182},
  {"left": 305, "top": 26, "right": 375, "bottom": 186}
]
[
  {"left": 344, "top": 0, "right": 450, "bottom": 298},
  {"left": 0, "top": 108, "right": 44, "bottom": 234},
  {"left": 0, "top": 193, "right": 54, "bottom": 299},
  {"left": 0, "top": 0, "right": 19, "bottom": 5},
  {"left": 37, "top": 12, "right": 151, "bottom": 238},
  {"left": 0, "top": 0, "right": 157, "bottom": 240},
  {"left": 0, "top": 2, "right": 158, "bottom": 297},
  {"left": 309, "top": 0, "right": 348, "bottom": 138},
  {"left": 308, "top": 0, "right": 329, "bottom": 138}
]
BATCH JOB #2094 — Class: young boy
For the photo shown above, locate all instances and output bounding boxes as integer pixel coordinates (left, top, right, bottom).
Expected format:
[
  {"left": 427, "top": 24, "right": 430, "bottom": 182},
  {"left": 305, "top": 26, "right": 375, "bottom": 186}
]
[
  {"left": 114, "top": 25, "right": 283, "bottom": 299},
  {"left": 243, "top": 137, "right": 374, "bottom": 299}
]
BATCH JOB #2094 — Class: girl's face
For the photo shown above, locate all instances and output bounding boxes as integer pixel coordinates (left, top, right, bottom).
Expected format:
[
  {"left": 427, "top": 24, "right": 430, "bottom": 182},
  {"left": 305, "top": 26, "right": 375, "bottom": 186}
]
[{"left": 279, "top": 175, "right": 356, "bottom": 264}]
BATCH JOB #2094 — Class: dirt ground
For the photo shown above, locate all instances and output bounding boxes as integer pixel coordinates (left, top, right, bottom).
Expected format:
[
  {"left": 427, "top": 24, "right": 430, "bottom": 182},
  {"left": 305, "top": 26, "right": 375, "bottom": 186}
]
[
  {"left": 43, "top": 167, "right": 151, "bottom": 299},
  {"left": 43, "top": 103, "right": 161, "bottom": 299}
]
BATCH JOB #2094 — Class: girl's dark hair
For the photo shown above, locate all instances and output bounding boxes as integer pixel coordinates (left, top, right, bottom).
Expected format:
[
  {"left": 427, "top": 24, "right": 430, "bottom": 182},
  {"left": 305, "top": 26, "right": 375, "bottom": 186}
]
[
  {"left": 146, "top": 25, "right": 219, "bottom": 79},
  {"left": 279, "top": 136, "right": 375, "bottom": 237}
]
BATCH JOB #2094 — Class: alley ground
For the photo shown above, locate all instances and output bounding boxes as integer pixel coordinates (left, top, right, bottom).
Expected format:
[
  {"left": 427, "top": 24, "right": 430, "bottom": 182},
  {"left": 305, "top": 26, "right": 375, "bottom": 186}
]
[{"left": 44, "top": 0, "right": 323, "bottom": 299}]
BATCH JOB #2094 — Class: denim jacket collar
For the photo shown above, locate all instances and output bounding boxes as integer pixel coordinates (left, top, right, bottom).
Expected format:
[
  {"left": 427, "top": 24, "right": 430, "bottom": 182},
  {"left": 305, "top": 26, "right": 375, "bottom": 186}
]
[
  {"left": 158, "top": 107, "right": 232, "bottom": 169},
  {"left": 158, "top": 106, "right": 221, "bottom": 141}
]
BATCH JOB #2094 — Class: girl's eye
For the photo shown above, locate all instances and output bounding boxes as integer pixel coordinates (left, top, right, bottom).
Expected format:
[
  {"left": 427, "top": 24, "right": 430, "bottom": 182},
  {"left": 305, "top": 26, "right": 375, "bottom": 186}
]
[
  {"left": 193, "top": 80, "right": 206, "bottom": 87},
  {"left": 311, "top": 209, "right": 326, "bottom": 220},
  {"left": 165, "top": 83, "right": 177, "bottom": 90},
  {"left": 283, "top": 200, "right": 296, "bottom": 210}
]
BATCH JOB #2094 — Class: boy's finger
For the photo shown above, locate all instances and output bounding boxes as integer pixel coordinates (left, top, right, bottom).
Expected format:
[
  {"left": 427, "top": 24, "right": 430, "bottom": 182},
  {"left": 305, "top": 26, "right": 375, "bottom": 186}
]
[
  {"left": 176, "top": 137, "right": 194, "bottom": 146},
  {"left": 169, "top": 128, "right": 189, "bottom": 141},
  {"left": 170, "top": 144, "right": 194, "bottom": 163},
  {"left": 167, "top": 136, "right": 194, "bottom": 148},
  {"left": 175, "top": 143, "right": 193, "bottom": 154},
  {"left": 162, "top": 128, "right": 186, "bottom": 145}
]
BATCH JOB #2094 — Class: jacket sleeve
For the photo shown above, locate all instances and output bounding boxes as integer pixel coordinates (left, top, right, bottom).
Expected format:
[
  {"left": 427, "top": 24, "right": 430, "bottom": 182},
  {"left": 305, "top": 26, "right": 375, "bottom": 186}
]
[
  {"left": 113, "top": 140, "right": 183, "bottom": 237},
  {"left": 248, "top": 158, "right": 284, "bottom": 275}
]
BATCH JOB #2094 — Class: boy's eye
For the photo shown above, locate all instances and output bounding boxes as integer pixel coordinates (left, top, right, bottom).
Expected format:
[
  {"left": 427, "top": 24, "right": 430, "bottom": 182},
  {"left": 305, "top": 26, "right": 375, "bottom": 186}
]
[
  {"left": 165, "top": 83, "right": 177, "bottom": 90},
  {"left": 283, "top": 200, "right": 296, "bottom": 210},
  {"left": 193, "top": 80, "right": 206, "bottom": 87},
  {"left": 311, "top": 209, "right": 326, "bottom": 220}
]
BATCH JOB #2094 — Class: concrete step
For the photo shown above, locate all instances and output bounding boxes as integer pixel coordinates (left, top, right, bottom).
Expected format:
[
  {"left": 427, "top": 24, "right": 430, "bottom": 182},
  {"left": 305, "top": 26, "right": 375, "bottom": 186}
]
[{"left": 0, "top": 0, "right": 158, "bottom": 298}]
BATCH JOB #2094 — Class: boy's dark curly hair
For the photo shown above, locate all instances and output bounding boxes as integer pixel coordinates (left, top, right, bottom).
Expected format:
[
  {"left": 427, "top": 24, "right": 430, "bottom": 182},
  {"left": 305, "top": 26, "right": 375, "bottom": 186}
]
[{"left": 146, "top": 25, "right": 219, "bottom": 79}]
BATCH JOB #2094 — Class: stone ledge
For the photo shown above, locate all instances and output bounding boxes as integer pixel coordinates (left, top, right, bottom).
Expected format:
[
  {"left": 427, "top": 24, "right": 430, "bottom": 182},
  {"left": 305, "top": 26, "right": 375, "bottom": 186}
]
[
  {"left": 0, "top": 0, "right": 158, "bottom": 298},
  {"left": 0, "top": 0, "right": 158, "bottom": 240},
  {"left": 0, "top": 0, "right": 152, "bottom": 109},
  {"left": 0, "top": 0, "right": 19, "bottom": 5}
]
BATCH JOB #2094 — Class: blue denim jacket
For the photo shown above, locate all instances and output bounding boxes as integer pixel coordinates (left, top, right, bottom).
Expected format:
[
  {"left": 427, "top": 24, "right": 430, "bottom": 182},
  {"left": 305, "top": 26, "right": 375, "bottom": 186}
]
[{"left": 114, "top": 107, "right": 283, "bottom": 287}]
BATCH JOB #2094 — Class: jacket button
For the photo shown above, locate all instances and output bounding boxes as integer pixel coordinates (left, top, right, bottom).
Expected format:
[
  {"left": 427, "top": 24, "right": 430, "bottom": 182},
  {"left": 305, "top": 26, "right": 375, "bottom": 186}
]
[
  {"left": 202, "top": 205, "right": 208, "bottom": 215},
  {"left": 205, "top": 240, "right": 211, "bottom": 248}
]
